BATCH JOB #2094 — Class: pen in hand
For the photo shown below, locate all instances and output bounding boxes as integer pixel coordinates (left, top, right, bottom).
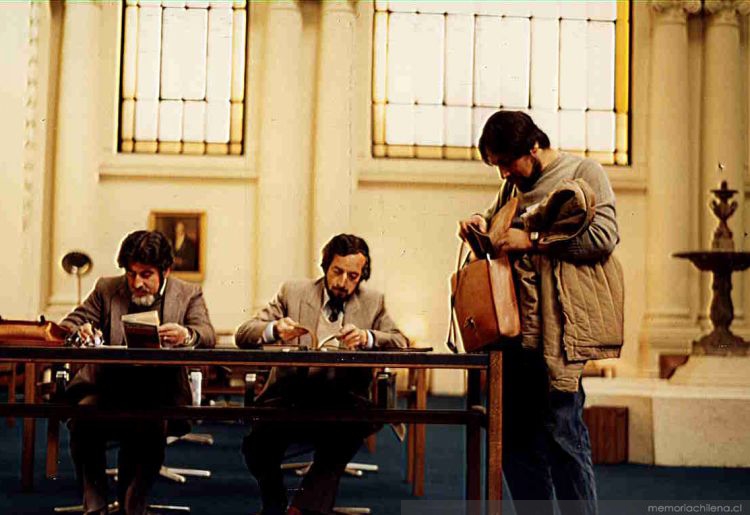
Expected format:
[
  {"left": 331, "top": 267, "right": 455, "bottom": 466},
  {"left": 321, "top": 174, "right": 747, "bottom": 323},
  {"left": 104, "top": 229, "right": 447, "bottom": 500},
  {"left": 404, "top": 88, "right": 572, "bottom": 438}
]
[
  {"left": 336, "top": 324, "right": 368, "bottom": 350},
  {"left": 78, "top": 321, "right": 103, "bottom": 347}
]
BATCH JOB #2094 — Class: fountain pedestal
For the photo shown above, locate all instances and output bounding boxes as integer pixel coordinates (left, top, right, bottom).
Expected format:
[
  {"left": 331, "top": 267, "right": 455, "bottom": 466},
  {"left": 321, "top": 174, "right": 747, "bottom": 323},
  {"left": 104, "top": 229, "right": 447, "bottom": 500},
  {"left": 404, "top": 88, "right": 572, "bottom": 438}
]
[
  {"left": 673, "top": 180, "right": 750, "bottom": 356},
  {"left": 672, "top": 251, "right": 750, "bottom": 356}
]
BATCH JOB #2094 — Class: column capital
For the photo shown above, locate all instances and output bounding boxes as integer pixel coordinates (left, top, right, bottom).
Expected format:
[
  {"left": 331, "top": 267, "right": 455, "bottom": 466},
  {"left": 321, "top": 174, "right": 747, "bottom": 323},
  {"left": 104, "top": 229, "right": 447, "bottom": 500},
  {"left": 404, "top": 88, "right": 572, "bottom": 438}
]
[
  {"left": 703, "top": 0, "right": 750, "bottom": 22},
  {"left": 649, "top": 0, "right": 702, "bottom": 20}
]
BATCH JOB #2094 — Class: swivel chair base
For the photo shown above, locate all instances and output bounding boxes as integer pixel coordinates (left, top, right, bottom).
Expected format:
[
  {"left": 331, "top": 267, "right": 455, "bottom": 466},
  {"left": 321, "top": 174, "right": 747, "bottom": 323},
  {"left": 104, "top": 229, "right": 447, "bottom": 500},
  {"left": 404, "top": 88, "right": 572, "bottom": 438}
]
[
  {"left": 54, "top": 500, "right": 191, "bottom": 513},
  {"left": 281, "top": 461, "right": 378, "bottom": 478},
  {"left": 282, "top": 461, "right": 377, "bottom": 515}
]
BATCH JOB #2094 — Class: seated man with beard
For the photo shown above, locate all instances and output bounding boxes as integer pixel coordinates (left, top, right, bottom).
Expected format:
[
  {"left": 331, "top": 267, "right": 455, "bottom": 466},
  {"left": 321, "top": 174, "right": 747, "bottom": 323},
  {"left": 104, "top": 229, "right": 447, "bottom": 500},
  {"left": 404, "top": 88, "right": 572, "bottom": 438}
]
[
  {"left": 235, "top": 233, "right": 408, "bottom": 515},
  {"left": 61, "top": 230, "right": 216, "bottom": 515}
]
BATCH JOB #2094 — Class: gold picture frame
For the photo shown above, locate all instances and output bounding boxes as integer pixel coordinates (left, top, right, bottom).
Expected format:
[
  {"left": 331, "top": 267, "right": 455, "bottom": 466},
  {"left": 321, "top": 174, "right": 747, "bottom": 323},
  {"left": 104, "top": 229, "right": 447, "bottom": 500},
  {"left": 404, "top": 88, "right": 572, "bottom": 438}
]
[{"left": 148, "top": 210, "right": 206, "bottom": 282}]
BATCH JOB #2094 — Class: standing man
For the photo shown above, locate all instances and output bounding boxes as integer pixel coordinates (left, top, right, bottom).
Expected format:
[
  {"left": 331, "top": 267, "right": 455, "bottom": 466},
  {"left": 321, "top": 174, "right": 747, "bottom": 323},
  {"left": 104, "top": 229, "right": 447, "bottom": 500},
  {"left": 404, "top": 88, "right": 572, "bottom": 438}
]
[
  {"left": 459, "top": 111, "right": 622, "bottom": 515},
  {"left": 235, "top": 233, "right": 407, "bottom": 515},
  {"left": 61, "top": 230, "right": 216, "bottom": 515}
]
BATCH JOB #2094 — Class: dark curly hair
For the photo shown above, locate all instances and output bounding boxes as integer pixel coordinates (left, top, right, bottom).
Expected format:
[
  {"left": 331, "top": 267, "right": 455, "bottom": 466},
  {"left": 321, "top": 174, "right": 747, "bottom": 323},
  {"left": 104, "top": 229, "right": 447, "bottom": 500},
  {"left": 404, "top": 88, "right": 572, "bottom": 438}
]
[
  {"left": 478, "top": 110, "right": 550, "bottom": 165},
  {"left": 320, "top": 234, "right": 371, "bottom": 281},
  {"left": 117, "top": 230, "right": 174, "bottom": 272}
]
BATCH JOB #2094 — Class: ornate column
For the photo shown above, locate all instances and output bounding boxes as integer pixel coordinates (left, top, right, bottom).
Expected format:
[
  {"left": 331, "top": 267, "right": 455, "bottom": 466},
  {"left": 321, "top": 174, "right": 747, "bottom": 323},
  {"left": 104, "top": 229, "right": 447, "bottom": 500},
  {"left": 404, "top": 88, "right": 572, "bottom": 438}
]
[
  {"left": 310, "top": 0, "right": 356, "bottom": 272},
  {"left": 20, "top": 1, "right": 57, "bottom": 318},
  {"left": 0, "top": 1, "right": 33, "bottom": 317},
  {"left": 641, "top": 0, "right": 702, "bottom": 365},
  {"left": 701, "top": 0, "right": 750, "bottom": 325},
  {"left": 49, "top": 1, "right": 102, "bottom": 310},
  {"left": 255, "top": 1, "right": 308, "bottom": 306}
]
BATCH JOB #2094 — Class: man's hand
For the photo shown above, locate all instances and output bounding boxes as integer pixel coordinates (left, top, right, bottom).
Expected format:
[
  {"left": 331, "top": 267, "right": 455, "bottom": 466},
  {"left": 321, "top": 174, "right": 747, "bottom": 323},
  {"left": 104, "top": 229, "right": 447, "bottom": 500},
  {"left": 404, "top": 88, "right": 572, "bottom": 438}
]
[
  {"left": 495, "top": 228, "right": 533, "bottom": 253},
  {"left": 458, "top": 214, "right": 487, "bottom": 241},
  {"left": 275, "top": 317, "right": 307, "bottom": 342},
  {"left": 77, "top": 323, "right": 102, "bottom": 346},
  {"left": 337, "top": 324, "right": 369, "bottom": 350},
  {"left": 159, "top": 323, "right": 191, "bottom": 348}
]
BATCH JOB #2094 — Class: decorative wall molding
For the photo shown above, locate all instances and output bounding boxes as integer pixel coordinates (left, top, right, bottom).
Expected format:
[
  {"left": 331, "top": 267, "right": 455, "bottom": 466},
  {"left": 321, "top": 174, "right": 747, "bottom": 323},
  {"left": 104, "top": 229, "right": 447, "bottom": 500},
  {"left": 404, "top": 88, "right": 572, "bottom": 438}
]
[{"left": 21, "top": 1, "right": 42, "bottom": 234}]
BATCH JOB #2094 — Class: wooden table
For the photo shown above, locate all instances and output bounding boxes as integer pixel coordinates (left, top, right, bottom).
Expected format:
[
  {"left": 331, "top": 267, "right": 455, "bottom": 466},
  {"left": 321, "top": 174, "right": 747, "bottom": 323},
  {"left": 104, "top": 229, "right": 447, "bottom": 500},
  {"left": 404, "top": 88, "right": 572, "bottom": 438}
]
[{"left": 0, "top": 346, "right": 502, "bottom": 503}]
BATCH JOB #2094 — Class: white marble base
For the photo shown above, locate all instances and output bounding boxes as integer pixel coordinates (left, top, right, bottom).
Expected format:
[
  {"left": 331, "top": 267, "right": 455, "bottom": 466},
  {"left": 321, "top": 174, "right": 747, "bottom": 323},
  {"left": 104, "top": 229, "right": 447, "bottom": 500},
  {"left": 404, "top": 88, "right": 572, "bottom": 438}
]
[
  {"left": 583, "top": 376, "right": 750, "bottom": 467},
  {"left": 670, "top": 356, "right": 750, "bottom": 387}
]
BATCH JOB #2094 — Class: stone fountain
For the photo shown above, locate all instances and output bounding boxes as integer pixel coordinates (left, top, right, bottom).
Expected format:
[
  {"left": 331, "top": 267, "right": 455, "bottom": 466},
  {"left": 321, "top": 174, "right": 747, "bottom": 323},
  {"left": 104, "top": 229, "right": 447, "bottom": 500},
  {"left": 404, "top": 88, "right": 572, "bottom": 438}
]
[{"left": 673, "top": 170, "right": 750, "bottom": 356}]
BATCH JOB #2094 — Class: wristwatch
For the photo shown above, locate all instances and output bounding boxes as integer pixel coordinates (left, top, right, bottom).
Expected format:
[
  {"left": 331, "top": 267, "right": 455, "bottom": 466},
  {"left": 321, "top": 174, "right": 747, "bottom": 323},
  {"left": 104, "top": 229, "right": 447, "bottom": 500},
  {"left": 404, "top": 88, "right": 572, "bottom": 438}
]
[{"left": 529, "top": 231, "right": 540, "bottom": 249}]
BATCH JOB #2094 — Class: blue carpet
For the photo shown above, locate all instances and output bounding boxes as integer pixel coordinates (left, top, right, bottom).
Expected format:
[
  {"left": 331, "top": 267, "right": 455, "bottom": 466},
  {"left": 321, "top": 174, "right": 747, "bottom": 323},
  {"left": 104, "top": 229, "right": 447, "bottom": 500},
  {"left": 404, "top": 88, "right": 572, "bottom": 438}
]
[{"left": 1, "top": 396, "right": 748, "bottom": 514}]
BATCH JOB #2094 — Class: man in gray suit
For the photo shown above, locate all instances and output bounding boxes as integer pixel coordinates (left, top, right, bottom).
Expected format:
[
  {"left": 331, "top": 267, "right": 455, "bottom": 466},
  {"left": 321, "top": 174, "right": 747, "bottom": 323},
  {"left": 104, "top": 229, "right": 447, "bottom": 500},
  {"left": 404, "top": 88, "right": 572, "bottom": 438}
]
[
  {"left": 235, "top": 233, "right": 407, "bottom": 515},
  {"left": 61, "top": 230, "right": 215, "bottom": 515}
]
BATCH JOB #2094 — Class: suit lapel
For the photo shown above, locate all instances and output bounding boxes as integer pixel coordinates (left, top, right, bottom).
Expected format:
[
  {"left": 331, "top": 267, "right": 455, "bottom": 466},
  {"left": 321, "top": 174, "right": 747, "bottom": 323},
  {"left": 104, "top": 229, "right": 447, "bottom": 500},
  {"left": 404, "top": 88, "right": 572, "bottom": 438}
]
[
  {"left": 109, "top": 279, "right": 129, "bottom": 346},
  {"left": 299, "top": 280, "right": 324, "bottom": 348},
  {"left": 162, "top": 278, "right": 183, "bottom": 324}
]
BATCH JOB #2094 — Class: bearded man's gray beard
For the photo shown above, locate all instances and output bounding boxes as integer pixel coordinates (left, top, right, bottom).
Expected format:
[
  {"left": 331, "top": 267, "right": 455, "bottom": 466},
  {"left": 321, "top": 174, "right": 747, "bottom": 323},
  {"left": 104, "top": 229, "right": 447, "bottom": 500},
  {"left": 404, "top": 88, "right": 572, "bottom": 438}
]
[{"left": 131, "top": 294, "right": 156, "bottom": 307}]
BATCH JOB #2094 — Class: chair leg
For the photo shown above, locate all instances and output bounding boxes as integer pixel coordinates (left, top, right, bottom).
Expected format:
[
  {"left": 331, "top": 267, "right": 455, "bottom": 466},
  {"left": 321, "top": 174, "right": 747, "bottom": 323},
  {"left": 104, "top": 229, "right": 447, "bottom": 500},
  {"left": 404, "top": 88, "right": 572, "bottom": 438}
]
[
  {"left": 148, "top": 503, "right": 191, "bottom": 513},
  {"left": 54, "top": 501, "right": 120, "bottom": 513},
  {"left": 282, "top": 461, "right": 378, "bottom": 478},
  {"left": 159, "top": 466, "right": 187, "bottom": 483},
  {"left": 54, "top": 500, "right": 191, "bottom": 514},
  {"left": 6, "top": 363, "right": 17, "bottom": 427},
  {"left": 177, "top": 433, "right": 214, "bottom": 445},
  {"left": 166, "top": 433, "right": 214, "bottom": 446},
  {"left": 46, "top": 417, "right": 60, "bottom": 479},
  {"left": 162, "top": 466, "right": 211, "bottom": 479}
]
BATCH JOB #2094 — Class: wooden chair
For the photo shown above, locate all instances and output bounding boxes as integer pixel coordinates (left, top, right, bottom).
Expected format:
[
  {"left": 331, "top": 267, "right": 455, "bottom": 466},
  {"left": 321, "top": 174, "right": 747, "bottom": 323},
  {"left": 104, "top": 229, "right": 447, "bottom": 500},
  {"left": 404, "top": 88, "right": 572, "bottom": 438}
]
[{"left": 0, "top": 362, "right": 22, "bottom": 427}]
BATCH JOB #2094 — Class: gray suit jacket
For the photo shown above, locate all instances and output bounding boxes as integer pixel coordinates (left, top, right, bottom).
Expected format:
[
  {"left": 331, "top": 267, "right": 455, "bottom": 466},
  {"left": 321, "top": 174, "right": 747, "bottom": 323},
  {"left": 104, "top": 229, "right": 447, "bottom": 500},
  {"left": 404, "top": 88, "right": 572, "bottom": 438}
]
[
  {"left": 61, "top": 275, "right": 216, "bottom": 406},
  {"left": 235, "top": 278, "right": 407, "bottom": 401}
]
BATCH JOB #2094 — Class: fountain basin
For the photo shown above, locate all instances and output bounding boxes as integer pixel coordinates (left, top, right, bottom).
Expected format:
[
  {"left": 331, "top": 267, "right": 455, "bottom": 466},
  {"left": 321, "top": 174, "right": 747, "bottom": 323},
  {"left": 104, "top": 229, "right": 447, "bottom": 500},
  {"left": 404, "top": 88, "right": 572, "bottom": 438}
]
[{"left": 673, "top": 251, "right": 750, "bottom": 272}]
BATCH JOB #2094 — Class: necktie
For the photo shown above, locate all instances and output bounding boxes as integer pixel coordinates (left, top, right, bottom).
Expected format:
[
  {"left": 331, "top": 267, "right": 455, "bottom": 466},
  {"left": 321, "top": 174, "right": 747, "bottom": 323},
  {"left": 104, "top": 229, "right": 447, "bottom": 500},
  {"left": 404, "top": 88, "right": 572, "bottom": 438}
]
[{"left": 326, "top": 300, "right": 342, "bottom": 323}]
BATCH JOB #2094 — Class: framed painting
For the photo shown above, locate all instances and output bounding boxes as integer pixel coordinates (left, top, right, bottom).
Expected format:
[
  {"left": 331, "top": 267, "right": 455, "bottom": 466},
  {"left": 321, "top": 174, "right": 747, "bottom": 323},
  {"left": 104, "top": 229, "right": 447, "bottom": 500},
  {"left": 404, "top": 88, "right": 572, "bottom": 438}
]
[{"left": 148, "top": 210, "right": 206, "bottom": 282}]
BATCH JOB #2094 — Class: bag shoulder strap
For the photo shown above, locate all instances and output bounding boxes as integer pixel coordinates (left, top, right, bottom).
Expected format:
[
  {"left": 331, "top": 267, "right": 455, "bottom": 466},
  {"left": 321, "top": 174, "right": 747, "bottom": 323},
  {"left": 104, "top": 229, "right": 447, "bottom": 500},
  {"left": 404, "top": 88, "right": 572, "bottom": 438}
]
[
  {"left": 500, "top": 180, "right": 517, "bottom": 208},
  {"left": 445, "top": 242, "right": 469, "bottom": 354}
]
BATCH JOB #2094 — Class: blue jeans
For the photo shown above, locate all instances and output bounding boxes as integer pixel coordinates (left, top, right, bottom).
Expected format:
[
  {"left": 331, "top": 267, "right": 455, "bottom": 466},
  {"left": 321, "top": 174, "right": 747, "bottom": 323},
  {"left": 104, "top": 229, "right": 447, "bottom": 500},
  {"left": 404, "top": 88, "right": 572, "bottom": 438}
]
[{"left": 502, "top": 346, "right": 598, "bottom": 515}]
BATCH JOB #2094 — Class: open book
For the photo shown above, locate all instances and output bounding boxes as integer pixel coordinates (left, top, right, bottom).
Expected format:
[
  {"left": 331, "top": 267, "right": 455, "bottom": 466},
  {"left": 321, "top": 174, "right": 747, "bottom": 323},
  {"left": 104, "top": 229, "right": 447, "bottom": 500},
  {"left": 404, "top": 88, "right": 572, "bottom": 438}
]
[
  {"left": 121, "top": 310, "right": 160, "bottom": 349},
  {"left": 465, "top": 197, "right": 519, "bottom": 259},
  {"left": 265, "top": 324, "right": 340, "bottom": 351}
]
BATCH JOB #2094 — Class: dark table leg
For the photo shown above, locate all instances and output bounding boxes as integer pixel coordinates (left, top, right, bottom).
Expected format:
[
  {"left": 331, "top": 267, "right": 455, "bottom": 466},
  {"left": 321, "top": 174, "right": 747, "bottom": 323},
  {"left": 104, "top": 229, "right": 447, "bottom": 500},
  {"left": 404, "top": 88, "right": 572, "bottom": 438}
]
[
  {"left": 466, "top": 368, "right": 482, "bottom": 500},
  {"left": 22, "top": 362, "right": 36, "bottom": 491},
  {"left": 486, "top": 350, "right": 503, "bottom": 504},
  {"left": 412, "top": 368, "right": 426, "bottom": 497}
]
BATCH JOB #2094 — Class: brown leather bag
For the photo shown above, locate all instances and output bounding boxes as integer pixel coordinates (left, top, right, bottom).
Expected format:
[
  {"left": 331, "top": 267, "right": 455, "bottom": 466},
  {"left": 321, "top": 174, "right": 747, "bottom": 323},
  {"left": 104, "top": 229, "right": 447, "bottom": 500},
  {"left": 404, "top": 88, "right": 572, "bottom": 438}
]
[
  {"left": 450, "top": 250, "right": 520, "bottom": 352},
  {"left": 449, "top": 198, "right": 521, "bottom": 352},
  {"left": 0, "top": 316, "right": 69, "bottom": 346}
]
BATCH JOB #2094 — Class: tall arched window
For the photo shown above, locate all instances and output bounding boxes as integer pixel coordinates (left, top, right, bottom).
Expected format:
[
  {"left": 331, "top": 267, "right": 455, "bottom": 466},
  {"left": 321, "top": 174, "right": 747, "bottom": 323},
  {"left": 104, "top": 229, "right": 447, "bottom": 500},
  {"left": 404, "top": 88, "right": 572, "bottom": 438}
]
[
  {"left": 119, "top": 0, "right": 247, "bottom": 155},
  {"left": 372, "top": 1, "right": 629, "bottom": 165}
]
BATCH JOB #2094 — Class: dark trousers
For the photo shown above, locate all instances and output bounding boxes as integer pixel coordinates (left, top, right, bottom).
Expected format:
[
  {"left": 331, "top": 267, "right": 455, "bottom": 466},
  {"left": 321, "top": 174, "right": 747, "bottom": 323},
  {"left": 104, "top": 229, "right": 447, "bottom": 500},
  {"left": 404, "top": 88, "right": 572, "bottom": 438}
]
[
  {"left": 68, "top": 396, "right": 167, "bottom": 515},
  {"left": 502, "top": 346, "right": 598, "bottom": 515},
  {"left": 243, "top": 378, "right": 378, "bottom": 515}
]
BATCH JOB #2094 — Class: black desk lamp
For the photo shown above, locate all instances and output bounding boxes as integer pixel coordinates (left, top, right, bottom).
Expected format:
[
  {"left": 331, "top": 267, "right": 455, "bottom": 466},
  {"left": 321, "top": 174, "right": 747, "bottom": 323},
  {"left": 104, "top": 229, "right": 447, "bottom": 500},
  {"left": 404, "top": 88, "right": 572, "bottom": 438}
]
[{"left": 61, "top": 251, "right": 92, "bottom": 305}]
